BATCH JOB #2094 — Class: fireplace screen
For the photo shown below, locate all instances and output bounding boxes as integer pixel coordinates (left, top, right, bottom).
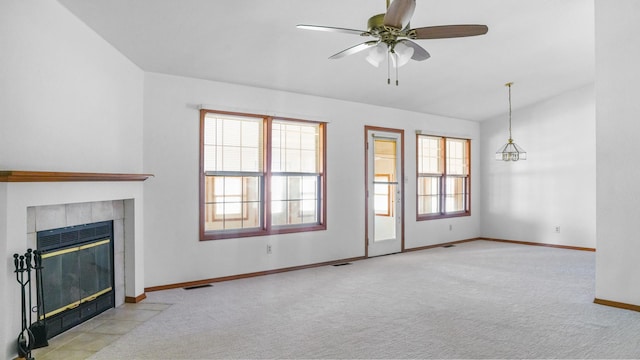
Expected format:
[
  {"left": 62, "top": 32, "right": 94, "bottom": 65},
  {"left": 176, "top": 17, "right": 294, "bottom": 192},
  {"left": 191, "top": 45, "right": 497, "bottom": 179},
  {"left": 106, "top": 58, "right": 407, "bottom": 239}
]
[
  {"left": 41, "top": 239, "right": 112, "bottom": 318},
  {"left": 37, "top": 220, "right": 115, "bottom": 338}
]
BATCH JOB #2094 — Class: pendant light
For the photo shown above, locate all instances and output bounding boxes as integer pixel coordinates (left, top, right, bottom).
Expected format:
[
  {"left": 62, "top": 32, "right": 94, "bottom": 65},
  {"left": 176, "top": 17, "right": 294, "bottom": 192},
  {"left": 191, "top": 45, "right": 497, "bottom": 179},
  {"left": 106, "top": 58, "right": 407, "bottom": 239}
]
[{"left": 495, "top": 82, "right": 527, "bottom": 161}]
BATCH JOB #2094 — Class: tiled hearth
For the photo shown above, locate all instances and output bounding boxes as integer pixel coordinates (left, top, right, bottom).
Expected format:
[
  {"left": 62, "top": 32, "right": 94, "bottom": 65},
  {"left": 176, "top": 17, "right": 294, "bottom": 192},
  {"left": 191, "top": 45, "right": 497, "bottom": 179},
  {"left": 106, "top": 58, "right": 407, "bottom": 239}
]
[{"left": 32, "top": 302, "right": 170, "bottom": 360}]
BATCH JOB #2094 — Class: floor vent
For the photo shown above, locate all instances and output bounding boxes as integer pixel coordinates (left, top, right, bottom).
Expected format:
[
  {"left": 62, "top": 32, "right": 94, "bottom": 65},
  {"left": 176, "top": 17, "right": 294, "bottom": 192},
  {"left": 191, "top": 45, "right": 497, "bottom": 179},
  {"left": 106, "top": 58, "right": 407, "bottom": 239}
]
[
  {"left": 442, "top": 244, "right": 456, "bottom": 248},
  {"left": 183, "top": 284, "right": 213, "bottom": 290},
  {"left": 333, "top": 263, "right": 352, "bottom": 267}
]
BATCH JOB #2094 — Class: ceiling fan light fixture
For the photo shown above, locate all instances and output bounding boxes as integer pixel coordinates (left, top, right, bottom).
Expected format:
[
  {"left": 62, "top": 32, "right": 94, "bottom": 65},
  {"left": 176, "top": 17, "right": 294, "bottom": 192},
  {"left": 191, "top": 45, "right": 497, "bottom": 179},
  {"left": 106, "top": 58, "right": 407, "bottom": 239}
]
[
  {"left": 496, "top": 82, "right": 527, "bottom": 161},
  {"left": 366, "top": 43, "right": 387, "bottom": 67},
  {"left": 391, "top": 41, "right": 414, "bottom": 68}
]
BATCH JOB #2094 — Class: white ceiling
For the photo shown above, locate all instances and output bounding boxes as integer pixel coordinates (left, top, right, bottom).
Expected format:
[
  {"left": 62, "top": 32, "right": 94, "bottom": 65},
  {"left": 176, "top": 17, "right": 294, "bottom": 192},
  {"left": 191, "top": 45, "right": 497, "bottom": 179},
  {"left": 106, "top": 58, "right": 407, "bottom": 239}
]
[{"left": 58, "top": 0, "right": 595, "bottom": 121}]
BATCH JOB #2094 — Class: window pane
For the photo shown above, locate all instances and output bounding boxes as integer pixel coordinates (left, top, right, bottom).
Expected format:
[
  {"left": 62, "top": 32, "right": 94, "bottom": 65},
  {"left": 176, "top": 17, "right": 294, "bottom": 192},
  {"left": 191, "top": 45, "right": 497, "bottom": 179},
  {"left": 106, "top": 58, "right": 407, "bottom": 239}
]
[
  {"left": 445, "top": 176, "right": 467, "bottom": 212},
  {"left": 287, "top": 201, "right": 303, "bottom": 225},
  {"left": 446, "top": 138, "right": 468, "bottom": 175},
  {"left": 302, "top": 176, "right": 318, "bottom": 199},
  {"left": 271, "top": 176, "right": 286, "bottom": 201},
  {"left": 204, "top": 175, "right": 262, "bottom": 231},
  {"left": 301, "top": 200, "right": 318, "bottom": 223},
  {"left": 288, "top": 176, "right": 302, "bottom": 200},
  {"left": 243, "top": 201, "right": 261, "bottom": 228},
  {"left": 418, "top": 195, "right": 440, "bottom": 215},
  {"left": 300, "top": 150, "right": 316, "bottom": 173},
  {"left": 271, "top": 175, "right": 320, "bottom": 226},
  {"left": 417, "top": 136, "right": 442, "bottom": 174},
  {"left": 203, "top": 114, "right": 262, "bottom": 172},
  {"left": 272, "top": 121, "right": 319, "bottom": 173},
  {"left": 417, "top": 176, "right": 440, "bottom": 215},
  {"left": 285, "top": 149, "right": 301, "bottom": 172},
  {"left": 245, "top": 176, "right": 260, "bottom": 202}
]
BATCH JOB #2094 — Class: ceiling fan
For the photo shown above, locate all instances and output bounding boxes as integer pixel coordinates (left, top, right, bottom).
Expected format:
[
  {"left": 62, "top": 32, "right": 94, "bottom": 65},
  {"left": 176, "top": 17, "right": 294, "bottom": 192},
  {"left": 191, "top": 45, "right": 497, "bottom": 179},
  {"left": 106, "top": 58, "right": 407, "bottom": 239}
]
[{"left": 297, "top": 0, "right": 488, "bottom": 85}]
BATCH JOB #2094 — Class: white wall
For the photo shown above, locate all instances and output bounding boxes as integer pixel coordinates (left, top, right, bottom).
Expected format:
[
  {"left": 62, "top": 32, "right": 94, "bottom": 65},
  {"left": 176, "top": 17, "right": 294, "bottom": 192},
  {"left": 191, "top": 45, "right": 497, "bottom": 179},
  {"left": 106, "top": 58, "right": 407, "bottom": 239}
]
[
  {"left": 594, "top": 0, "right": 640, "bottom": 305},
  {"left": 480, "top": 84, "right": 596, "bottom": 248},
  {"left": 0, "top": 185, "right": 7, "bottom": 358},
  {"left": 0, "top": 0, "right": 143, "bottom": 173},
  {"left": 0, "top": 0, "right": 145, "bottom": 358},
  {"left": 143, "top": 72, "right": 480, "bottom": 288}
]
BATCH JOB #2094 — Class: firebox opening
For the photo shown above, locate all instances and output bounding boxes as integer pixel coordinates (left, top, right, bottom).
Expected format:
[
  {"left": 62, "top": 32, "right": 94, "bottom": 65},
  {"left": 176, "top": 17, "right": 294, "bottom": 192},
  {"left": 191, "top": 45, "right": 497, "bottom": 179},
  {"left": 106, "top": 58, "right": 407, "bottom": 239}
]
[{"left": 37, "top": 221, "right": 115, "bottom": 339}]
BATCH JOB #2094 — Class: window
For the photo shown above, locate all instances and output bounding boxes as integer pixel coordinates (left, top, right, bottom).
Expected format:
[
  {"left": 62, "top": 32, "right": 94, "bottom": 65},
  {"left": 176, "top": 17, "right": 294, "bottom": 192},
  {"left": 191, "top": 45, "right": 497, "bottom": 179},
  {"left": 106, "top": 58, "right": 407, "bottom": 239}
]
[
  {"left": 417, "top": 135, "right": 470, "bottom": 219},
  {"left": 200, "top": 110, "right": 326, "bottom": 240}
]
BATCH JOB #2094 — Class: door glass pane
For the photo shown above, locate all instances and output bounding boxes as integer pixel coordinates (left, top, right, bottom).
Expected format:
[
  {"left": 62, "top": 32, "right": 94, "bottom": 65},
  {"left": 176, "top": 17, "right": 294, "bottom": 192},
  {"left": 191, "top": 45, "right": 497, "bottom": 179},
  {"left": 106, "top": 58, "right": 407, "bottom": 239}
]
[
  {"left": 78, "top": 241, "right": 112, "bottom": 300},
  {"left": 373, "top": 138, "right": 397, "bottom": 242},
  {"left": 375, "top": 183, "right": 397, "bottom": 242},
  {"left": 374, "top": 175, "right": 391, "bottom": 216},
  {"left": 374, "top": 139, "right": 397, "bottom": 182},
  {"left": 41, "top": 251, "right": 78, "bottom": 317}
]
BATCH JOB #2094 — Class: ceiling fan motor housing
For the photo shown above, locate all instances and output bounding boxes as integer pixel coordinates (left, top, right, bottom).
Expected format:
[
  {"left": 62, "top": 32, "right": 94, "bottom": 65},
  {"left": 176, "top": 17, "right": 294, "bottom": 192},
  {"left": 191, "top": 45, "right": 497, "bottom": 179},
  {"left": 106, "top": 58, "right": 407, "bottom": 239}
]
[{"left": 367, "top": 14, "right": 386, "bottom": 32}]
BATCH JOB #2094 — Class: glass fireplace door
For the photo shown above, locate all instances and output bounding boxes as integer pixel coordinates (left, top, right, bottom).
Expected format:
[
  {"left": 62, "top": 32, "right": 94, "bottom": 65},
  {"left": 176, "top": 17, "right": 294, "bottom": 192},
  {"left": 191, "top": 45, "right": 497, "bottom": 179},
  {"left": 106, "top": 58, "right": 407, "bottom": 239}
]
[{"left": 41, "top": 238, "right": 113, "bottom": 319}]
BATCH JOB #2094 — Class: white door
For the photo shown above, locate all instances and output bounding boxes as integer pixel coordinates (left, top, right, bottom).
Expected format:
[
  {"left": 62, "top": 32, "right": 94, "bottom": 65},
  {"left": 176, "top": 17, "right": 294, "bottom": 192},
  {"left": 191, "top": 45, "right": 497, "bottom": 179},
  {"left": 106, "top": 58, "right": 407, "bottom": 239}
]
[{"left": 366, "top": 128, "right": 403, "bottom": 257}]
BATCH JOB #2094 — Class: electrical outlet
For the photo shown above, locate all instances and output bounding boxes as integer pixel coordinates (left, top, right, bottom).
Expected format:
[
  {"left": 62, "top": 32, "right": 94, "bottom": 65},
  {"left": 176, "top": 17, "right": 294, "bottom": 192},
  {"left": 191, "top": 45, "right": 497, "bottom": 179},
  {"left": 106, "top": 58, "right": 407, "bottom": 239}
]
[
  {"left": 449, "top": 224, "right": 453, "bottom": 231},
  {"left": 555, "top": 226, "right": 561, "bottom": 233},
  {"left": 266, "top": 244, "right": 272, "bottom": 254}
]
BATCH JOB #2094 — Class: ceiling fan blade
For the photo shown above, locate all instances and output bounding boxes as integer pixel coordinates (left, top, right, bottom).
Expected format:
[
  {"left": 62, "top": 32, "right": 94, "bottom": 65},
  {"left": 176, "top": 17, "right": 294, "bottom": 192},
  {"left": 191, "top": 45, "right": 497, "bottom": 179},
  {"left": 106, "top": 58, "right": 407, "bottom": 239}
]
[
  {"left": 383, "top": 0, "right": 416, "bottom": 30},
  {"left": 397, "top": 39, "right": 430, "bottom": 61},
  {"left": 296, "top": 24, "right": 369, "bottom": 36},
  {"left": 411, "top": 25, "right": 489, "bottom": 39},
  {"left": 329, "top": 41, "right": 378, "bottom": 59}
]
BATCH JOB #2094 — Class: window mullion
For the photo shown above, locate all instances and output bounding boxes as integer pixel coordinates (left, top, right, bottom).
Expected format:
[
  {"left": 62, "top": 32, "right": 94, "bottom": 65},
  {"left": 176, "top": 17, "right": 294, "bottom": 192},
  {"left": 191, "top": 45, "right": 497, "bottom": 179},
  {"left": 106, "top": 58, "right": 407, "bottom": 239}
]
[
  {"left": 264, "top": 116, "right": 272, "bottom": 232},
  {"left": 317, "top": 174, "right": 322, "bottom": 223},
  {"left": 440, "top": 137, "right": 447, "bottom": 215}
]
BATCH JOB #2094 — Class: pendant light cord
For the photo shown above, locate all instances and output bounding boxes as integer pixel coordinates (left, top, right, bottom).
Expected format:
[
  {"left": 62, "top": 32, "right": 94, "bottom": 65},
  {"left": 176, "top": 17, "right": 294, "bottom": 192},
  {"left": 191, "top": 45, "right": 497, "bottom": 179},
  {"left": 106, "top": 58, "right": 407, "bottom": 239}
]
[{"left": 506, "top": 82, "right": 513, "bottom": 141}]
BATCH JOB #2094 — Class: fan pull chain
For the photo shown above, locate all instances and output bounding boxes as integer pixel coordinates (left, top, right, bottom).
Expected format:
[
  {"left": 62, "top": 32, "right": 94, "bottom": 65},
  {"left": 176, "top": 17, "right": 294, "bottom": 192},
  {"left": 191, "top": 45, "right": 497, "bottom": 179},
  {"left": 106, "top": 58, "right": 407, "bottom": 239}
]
[
  {"left": 395, "top": 55, "right": 399, "bottom": 86},
  {"left": 387, "top": 50, "right": 391, "bottom": 85}
]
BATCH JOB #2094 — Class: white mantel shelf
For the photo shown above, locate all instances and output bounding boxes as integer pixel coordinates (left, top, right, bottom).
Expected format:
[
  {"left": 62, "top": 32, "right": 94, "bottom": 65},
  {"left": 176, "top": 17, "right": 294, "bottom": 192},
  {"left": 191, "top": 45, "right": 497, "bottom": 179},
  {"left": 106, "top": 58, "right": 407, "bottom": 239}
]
[{"left": 0, "top": 170, "right": 153, "bottom": 182}]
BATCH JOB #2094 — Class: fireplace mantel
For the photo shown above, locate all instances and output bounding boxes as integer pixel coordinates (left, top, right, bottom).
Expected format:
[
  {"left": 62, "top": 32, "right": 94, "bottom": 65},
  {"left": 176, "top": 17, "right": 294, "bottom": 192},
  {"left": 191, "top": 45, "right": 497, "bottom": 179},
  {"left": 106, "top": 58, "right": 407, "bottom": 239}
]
[{"left": 0, "top": 170, "right": 153, "bottom": 182}]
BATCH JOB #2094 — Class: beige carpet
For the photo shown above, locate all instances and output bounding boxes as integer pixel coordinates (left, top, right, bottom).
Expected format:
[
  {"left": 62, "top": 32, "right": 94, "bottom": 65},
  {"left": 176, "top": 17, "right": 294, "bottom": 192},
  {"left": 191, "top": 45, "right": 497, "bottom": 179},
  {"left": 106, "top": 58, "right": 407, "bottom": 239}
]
[{"left": 88, "top": 240, "right": 640, "bottom": 359}]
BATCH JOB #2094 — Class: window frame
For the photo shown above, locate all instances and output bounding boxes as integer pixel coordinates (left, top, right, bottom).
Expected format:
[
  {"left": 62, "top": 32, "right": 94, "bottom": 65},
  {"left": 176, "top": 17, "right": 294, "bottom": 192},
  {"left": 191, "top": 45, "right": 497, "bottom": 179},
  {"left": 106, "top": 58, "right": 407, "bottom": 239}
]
[
  {"left": 416, "top": 134, "right": 471, "bottom": 220},
  {"left": 200, "top": 109, "right": 327, "bottom": 240}
]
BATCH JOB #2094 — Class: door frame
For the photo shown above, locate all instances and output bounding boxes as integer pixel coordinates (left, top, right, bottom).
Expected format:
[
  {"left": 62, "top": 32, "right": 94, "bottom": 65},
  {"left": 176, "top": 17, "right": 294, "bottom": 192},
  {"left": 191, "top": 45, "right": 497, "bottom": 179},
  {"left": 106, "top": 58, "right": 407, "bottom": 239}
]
[{"left": 364, "top": 125, "right": 405, "bottom": 258}]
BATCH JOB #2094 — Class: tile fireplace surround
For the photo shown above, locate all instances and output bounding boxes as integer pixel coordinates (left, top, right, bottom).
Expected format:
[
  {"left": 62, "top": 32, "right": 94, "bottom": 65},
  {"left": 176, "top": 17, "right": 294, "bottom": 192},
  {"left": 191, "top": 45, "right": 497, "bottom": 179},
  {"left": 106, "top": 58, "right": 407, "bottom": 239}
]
[
  {"left": 0, "top": 171, "right": 152, "bottom": 360},
  {"left": 29, "top": 200, "right": 127, "bottom": 308}
]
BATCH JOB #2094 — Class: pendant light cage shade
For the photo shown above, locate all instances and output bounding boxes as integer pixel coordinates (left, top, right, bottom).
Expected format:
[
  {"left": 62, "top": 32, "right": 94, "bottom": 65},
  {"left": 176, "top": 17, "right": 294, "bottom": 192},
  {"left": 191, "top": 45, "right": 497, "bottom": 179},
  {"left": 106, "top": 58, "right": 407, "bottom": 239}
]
[
  {"left": 495, "top": 82, "right": 527, "bottom": 161},
  {"left": 495, "top": 140, "right": 527, "bottom": 161}
]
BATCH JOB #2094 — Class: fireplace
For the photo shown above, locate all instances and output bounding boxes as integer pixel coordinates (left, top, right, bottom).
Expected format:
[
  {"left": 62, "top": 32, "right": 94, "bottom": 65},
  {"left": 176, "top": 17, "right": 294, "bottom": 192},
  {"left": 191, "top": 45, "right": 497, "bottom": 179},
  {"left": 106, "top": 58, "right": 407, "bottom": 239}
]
[{"left": 37, "top": 221, "right": 115, "bottom": 338}]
